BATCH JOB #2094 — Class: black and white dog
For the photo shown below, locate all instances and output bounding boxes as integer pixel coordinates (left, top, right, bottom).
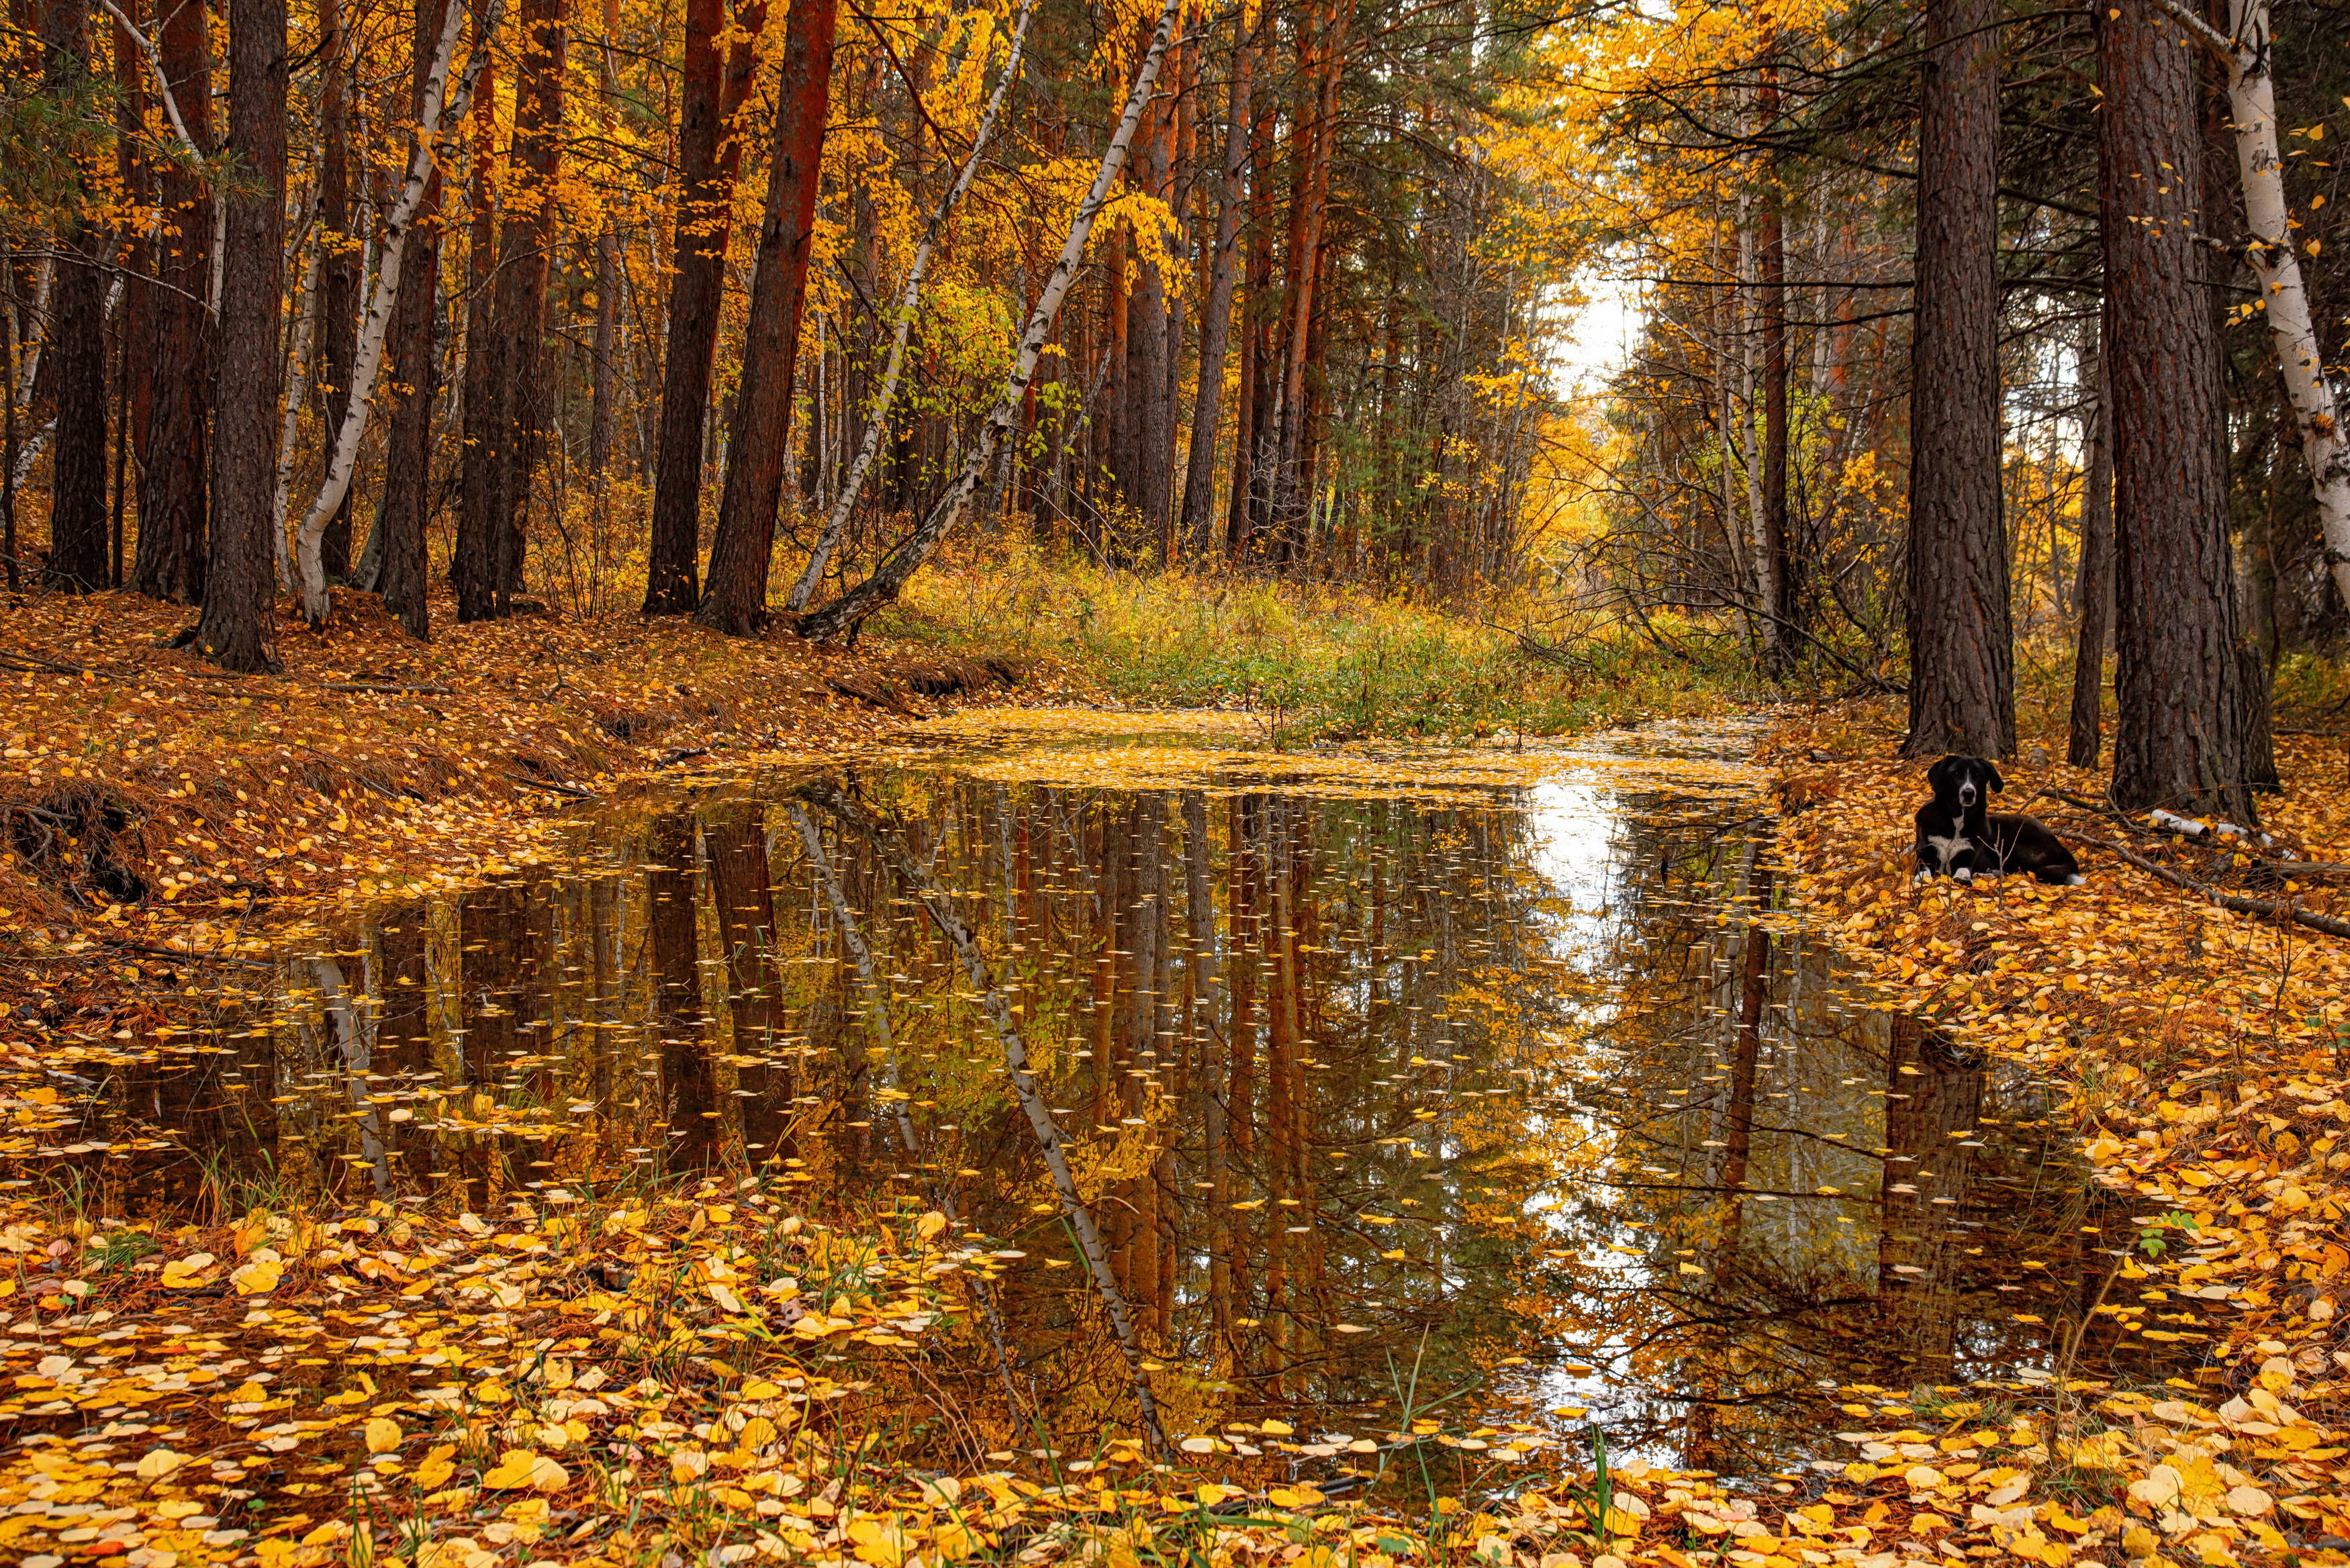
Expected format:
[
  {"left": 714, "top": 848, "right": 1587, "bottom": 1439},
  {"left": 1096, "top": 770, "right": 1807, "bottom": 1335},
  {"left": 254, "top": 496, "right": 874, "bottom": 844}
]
[{"left": 1912, "top": 754, "right": 2084, "bottom": 887}]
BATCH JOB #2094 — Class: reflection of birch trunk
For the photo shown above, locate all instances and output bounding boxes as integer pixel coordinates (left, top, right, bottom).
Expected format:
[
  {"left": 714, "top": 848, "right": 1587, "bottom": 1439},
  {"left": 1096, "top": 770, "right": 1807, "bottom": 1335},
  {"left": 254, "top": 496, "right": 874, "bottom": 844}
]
[
  {"left": 785, "top": 0, "right": 1037, "bottom": 612},
  {"left": 788, "top": 799, "right": 1027, "bottom": 1419},
  {"left": 797, "top": 779, "right": 1166, "bottom": 1448},
  {"left": 787, "top": 805, "right": 916, "bottom": 1159},
  {"left": 309, "top": 957, "right": 391, "bottom": 1197}
]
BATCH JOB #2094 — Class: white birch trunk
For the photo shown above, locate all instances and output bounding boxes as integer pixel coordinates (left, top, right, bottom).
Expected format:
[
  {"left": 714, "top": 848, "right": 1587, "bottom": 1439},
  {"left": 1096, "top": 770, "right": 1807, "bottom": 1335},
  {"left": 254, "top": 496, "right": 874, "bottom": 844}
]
[
  {"left": 796, "top": 0, "right": 1182, "bottom": 642},
  {"left": 292, "top": 0, "right": 504, "bottom": 626},
  {"left": 785, "top": 0, "right": 1037, "bottom": 613},
  {"left": 2213, "top": 0, "right": 2350, "bottom": 609}
]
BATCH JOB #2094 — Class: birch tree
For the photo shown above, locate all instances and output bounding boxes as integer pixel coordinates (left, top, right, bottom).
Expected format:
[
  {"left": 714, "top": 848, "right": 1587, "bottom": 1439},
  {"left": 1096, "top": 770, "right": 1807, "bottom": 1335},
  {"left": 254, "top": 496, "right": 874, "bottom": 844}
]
[
  {"left": 795, "top": 0, "right": 1183, "bottom": 644},
  {"left": 289, "top": 0, "right": 504, "bottom": 627},
  {"left": 2158, "top": 0, "right": 2350, "bottom": 613},
  {"left": 785, "top": 0, "right": 1037, "bottom": 614}
]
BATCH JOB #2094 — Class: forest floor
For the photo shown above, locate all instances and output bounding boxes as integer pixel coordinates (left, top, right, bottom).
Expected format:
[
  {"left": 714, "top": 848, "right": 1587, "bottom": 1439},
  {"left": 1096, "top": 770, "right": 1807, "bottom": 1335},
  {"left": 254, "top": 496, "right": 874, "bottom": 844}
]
[
  {"left": 1767, "top": 693, "right": 2350, "bottom": 1567},
  {"left": 1, "top": 583, "right": 2339, "bottom": 1567}
]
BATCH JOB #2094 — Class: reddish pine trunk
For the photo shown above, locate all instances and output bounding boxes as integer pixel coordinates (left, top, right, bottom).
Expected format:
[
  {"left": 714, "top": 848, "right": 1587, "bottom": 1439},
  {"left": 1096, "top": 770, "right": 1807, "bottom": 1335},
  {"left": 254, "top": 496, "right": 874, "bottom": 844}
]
[
  {"left": 694, "top": 0, "right": 840, "bottom": 636},
  {"left": 455, "top": 0, "right": 566, "bottom": 623},
  {"left": 2099, "top": 0, "right": 2248, "bottom": 818},
  {"left": 1268, "top": 0, "right": 1351, "bottom": 562},
  {"left": 1226, "top": 98, "right": 1274, "bottom": 558},
  {"left": 316, "top": 0, "right": 359, "bottom": 579},
  {"left": 39, "top": 0, "right": 109, "bottom": 595},
  {"left": 1902, "top": 0, "right": 2014, "bottom": 756},
  {"left": 643, "top": 0, "right": 769, "bottom": 614},
  {"left": 194, "top": 0, "right": 288, "bottom": 671}
]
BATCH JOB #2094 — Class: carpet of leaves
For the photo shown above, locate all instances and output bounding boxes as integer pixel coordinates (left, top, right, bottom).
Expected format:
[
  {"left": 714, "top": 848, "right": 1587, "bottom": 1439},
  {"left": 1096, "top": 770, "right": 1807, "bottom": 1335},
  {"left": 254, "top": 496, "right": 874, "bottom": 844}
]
[
  {"left": 7, "top": 1173, "right": 2341, "bottom": 1568},
  {"left": 1764, "top": 699, "right": 2350, "bottom": 1565}
]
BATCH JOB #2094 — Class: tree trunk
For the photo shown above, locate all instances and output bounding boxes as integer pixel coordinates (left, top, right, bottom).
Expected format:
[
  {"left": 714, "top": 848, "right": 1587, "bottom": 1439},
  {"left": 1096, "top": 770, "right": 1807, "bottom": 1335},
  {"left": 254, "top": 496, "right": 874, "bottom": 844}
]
[
  {"left": 193, "top": 0, "right": 287, "bottom": 672},
  {"left": 38, "top": 0, "right": 109, "bottom": 595},
  {"left": 643, "top": 0, "right": 769, "bottom": 614},
  {"left": 586, "top": 0, "right": 622, "bottom": 481},
  {"left": 367, "top": 0, "right": 456, "bottom": 640},
  {"left": 794, "top": 0, "right": 1182, "bottom": 644},
  {"left": 1757, "top": 53, "right": 1795, "bottom": 673},
  {"left": 2067, "top": 336, "right": 2113, "bottom": 769},
  {"left": 131, "top": 0, "right": 214, "bottom": 603},
  {"left": 298, "top": 0, "right": 495, "bottom": 629},
  {"left": 1178, "top": 19, "right": 1252, "bottom": 560},
  {"left": 1268, "top": 0, "right": 1351, "bottom": 562},
  {"left": 694, "top": 0, "right": 841, "bottom": 636},
  {"left": 2101, "top": 0, "right": 2249, "bottom": 820},
  {"left": 316, "top": 0, "right": 358, "bottom": 579},
  {"left": 1127, "top": 86, "right": 1172, "bottom": 562},
  {"left": 785, "top": 0, "right": 1035, "bottom": 611},
  {"left": 2183, "top": 0, "right": 2350, "bottom": 614},
  {"left": 453, "top": 0, "right": 565, "bottom": 624},
  {"left": 1901, "top": 0, "right": 2014, "bottom": 758}
]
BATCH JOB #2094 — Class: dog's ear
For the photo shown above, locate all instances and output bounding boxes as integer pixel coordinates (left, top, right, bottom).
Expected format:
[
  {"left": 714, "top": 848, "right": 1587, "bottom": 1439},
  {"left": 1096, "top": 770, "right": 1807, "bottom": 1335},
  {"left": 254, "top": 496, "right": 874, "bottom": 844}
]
[
  {"left": 1927, "top": 756, "right": 1955, "bottom": 792},
  {"left": 1985, "top": 762, "right": 2006, "bottom": 794}
]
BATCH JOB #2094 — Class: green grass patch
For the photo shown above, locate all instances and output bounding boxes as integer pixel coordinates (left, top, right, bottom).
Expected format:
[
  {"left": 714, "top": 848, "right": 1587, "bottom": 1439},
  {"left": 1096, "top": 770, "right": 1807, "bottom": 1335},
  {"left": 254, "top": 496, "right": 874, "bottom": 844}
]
[{"left": 884, "top": 541, "right": 1755, "bottom": 742}]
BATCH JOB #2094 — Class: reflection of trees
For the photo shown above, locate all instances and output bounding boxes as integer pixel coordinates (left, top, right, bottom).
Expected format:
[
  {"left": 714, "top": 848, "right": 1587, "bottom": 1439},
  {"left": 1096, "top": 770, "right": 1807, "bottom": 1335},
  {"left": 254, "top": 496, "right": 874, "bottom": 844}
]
[{"left": 134, "top": 754, "right": 2212, "bottom": 1461}]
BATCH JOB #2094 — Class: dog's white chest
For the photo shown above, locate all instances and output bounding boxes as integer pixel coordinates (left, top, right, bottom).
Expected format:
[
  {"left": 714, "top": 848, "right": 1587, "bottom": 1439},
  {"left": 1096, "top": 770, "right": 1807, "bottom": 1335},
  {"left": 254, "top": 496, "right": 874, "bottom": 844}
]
[{"left": 1928, "top": 831, "right": 1970, "bottom": 871}]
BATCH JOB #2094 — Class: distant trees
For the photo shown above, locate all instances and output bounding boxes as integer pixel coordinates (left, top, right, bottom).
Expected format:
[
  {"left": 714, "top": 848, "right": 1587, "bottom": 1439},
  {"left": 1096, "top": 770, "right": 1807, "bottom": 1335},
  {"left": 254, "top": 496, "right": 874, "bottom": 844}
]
[{"left": 6, "top": 0, "right": 1571, "bottom": 660}]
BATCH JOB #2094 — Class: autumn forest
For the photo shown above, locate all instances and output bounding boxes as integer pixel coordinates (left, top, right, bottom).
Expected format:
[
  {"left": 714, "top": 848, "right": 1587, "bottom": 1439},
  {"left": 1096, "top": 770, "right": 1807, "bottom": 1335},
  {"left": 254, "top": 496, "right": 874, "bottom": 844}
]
[{"left": 5, "top": 0, "right": 2350, "bottom": 1561}]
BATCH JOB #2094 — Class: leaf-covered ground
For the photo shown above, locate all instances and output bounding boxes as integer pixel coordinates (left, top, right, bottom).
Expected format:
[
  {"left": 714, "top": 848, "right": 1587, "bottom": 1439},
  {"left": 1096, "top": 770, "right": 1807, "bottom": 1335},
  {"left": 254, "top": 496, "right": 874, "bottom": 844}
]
[
  {"left": 1765, "top": 699, "right": 2350, "bottom": 1565},
  {"left": 7, "top": 609, "right": 2349, "bottom": 1568}
]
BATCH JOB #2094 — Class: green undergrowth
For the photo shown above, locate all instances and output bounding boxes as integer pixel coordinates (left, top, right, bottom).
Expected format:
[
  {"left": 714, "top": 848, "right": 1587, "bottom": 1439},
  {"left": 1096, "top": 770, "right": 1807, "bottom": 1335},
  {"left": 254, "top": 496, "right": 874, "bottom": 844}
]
[{"left": 884, "top": 542, "right": 1752, "bottom": 742}]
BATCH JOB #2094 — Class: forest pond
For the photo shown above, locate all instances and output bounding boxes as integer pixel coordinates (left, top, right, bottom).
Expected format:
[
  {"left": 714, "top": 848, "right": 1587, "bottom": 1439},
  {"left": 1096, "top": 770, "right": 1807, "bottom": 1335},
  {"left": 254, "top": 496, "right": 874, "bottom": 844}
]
[{"left": 109, "top": 713, "right": 2216, "bottom": 1480}]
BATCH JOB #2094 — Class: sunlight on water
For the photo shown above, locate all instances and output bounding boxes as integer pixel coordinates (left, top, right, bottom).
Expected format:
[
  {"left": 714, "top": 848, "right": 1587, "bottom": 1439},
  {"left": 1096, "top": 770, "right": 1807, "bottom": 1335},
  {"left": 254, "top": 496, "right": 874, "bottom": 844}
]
[{"left": 66, "top": 713, "right": 2212, "bottom": 1478}]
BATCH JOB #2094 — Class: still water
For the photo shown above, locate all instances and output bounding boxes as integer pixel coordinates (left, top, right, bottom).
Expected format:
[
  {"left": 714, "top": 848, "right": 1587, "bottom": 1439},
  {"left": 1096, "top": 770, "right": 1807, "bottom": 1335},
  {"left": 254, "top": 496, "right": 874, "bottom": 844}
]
[{"left": 101, "top": 714, "right": 2210, "bottom": 1476}]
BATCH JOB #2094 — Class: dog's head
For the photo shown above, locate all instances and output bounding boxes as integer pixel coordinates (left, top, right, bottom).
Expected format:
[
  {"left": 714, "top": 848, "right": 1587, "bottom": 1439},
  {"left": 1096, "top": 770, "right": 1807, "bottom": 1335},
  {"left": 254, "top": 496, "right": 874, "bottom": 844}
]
[{"left": 1926, "top": 754, "right": 2003, "bottom": 813}]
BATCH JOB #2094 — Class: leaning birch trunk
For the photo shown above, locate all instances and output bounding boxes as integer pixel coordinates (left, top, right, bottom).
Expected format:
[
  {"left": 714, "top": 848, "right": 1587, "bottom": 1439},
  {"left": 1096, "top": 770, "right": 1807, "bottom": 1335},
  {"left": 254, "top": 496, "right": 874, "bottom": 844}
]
[
  {"left": 271, "top": 234, "right": 322, "bottom": 591},
  {"left": 309, "top": 957, "right": 391, "bottom": 1198},
  {"left": 2219, "top": 0, "right": 2350, "bottom": 609},
  {"left": 784, "top": 0, "right": 1037, "bottom": 613},
  {"left": 795, "top": 779, "right": 1167, "bottom": 1449},
  {"left": 291, "top": 0, "right": 503, "bottom": 626},
  {"left": 784, "top": 805, "right": 920, "bottom": 1159},
  {"left": 796, "top": 0, "right": 1182, "bottom": 643}
]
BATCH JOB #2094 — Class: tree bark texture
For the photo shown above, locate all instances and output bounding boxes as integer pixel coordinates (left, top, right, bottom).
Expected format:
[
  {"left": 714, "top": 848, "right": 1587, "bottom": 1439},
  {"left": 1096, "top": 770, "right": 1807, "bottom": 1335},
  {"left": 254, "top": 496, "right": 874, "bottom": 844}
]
[
  {"left": 131, "top": 0, "right": 215, "bottom": 603},
  {"left": 2067, "top": 341, "right": 2114, "bottom": 769},
  {"left": 643, "top": 0, "right": 768, "bottom": 614},
  {"left": 453, "top": 0, "right": 565, "bottom": 624},
  {"left": 694, "top": 0, "right": 841, "bottom": 635},
  {"left": 2100, "top": 0, "right": 2251, "bottom": 819},
  {"left": 39, "top": 0, "right": 110, "bottom": 595},
  {"left": 193, "top": 0, "right": 287, "bottom": 672},
  {"left": 1178, "top": 18, "right": 1252, "bottom": 560},
  {"left": 1902, "top": 0, "right": 2014, "bottom": 758},
  {"left": 316, "top": 0, "right": 358, "bottom": 577}
]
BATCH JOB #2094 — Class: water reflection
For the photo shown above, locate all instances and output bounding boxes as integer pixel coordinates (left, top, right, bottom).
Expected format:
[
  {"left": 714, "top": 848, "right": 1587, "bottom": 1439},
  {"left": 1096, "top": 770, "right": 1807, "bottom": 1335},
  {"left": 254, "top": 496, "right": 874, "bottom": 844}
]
[{"left": 64, "top": 720, "right": 2214, "bottom": 1469}]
